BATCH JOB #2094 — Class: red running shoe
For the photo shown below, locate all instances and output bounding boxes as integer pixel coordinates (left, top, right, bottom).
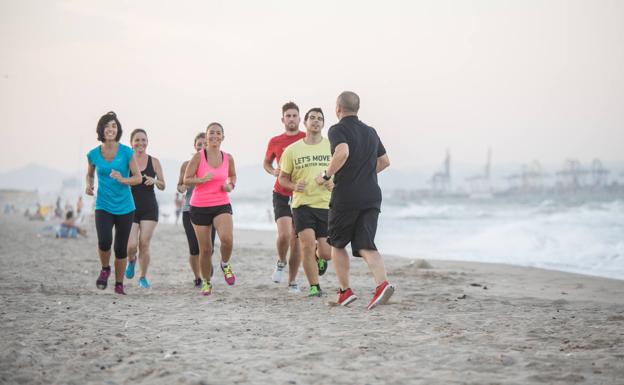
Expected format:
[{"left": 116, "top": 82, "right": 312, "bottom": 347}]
[
  {"left": 367, "top": 281, "right": 394, "bottom": 310},
  {"left": 337, "top": 288, "right": 357, "bottom": 307}
]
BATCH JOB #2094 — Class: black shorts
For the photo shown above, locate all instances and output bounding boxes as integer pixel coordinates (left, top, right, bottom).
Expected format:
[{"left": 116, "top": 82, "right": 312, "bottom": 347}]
[
  {"left": 190, "top": 204, "right": 232, "bottom": 226},
  {"left": 133, "top": 201, "right": 159, "bottom": 223},
  {"left": 328, "top": 207, "right": 380, "bottom": 257},
  {"left": 272, "top": 191, "right": 292, "bottom": 220},
  {"left": 293, "top": 206, "right": 328, "bottom": 238}
]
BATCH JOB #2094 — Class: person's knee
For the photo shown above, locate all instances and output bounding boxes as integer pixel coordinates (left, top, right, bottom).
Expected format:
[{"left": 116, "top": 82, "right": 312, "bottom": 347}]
[
  {"left": 127, "top": 241, "right": 137, "bottom": 252},
  {"left": 300, "top": 239, "right": 315, "bottom": 257},
  {"left": 199, "top": 245, "right": 213, "bottom": 256},
  {"left": 114, "top": 247, "right": 127, "bottom": 259},
  {"left": 359, "top": 248, "right": 380, "bottom": 261},
  {"left": 219, "top": 234, "right": 233, "bottom": 249},
  {"left": 277, "top": 231, "right": 290, "bottom": 244},
  {"left": 138, "top": 239, "right": 150, "bottom": 253}
]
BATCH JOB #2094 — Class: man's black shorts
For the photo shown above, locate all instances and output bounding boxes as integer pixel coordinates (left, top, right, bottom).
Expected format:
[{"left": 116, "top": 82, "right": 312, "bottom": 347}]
[
  {"left": 328, "top": 207, "right": 379, "bottom": 257},
  {"left": 272, "top": 191, "right": 292, "bottom": 220},
  {"left": 190, "top": 204, "right": 233, "bottom": 226},
  {"left": 292, "top": 206, "right": 329, "bottom": 238}
]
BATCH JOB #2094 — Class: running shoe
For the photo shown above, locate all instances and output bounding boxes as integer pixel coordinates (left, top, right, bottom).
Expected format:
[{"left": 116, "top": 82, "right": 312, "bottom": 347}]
[
  {"left": 125, "top": 260, "right": 136, "bottom": 279},
  {"left": 221, "top": 263, "right": 236, "bottom": 286},
  {"left": 96, "top": 268, "right": 110, "bottom": 290},
  {"left": 114, "top": 283, "right": 126, "bottom": 295},
  {"left": 271, "top": 261, "right": 286, "bottom": 283},
  {"left": 317, "top": 257, "right": 328, "bottom": 276},
  {"left": 367, "top": 281, "right": 395, "bottom": 310},
  {"left": 308, "top": 285, "right": 322, "bottom": 297},
  {"left": 337, "top": 288, "right": 357, "bottom": 306},
  {"left": 138, "top": 277, "right": 150, "bottom": 289},
  {"left": 201, "top": 280, "right": 212, "bottom": 296},
  {"left": 194, "top": 278, "right": 202, "bottom": 288},
  {"left": 288, "top": 282, "right": 300, "bottom": 294}
]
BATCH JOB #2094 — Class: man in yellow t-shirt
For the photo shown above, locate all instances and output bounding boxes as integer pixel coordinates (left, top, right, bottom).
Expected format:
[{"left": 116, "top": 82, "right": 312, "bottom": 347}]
[{"left": 279, "top": 107, "right": 333, "bottom": 297}]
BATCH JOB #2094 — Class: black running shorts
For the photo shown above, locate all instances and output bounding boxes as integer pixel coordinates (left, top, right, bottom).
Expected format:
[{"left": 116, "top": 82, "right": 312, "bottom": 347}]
[
  {"left": 328, "top": 207, "right": 379, "bottom": 257},
  {"left": 133, "top": 201, "right": 159, "bottom": 223},
  {"left": 189, "top": 204, "right": 233, "bottom": 226},
  {"left": 272, "top": 191, "right": 292, "bottom": 221},
  {"left": 292, "top": 206, "right": 329, "bottom": 238}
]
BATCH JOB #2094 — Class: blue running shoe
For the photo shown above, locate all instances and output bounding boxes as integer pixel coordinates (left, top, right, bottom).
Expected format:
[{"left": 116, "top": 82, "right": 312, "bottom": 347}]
[
  {"left": 138, "top": 277, "right": 150, "bottom": 289},
  {"left": 125, "top": 260, "right": 136, "bottom": 279}
]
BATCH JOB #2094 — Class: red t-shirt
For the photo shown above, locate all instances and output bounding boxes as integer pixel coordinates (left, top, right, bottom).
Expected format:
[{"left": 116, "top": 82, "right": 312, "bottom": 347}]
[{"left": 265, "top": 131, "right": 306, "bottom": 196}]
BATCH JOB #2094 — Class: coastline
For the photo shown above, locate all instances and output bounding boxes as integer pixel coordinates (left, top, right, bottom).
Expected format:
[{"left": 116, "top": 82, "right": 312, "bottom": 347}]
[{"left": 1, "top": 216, "right": 623, "bottom": 384}]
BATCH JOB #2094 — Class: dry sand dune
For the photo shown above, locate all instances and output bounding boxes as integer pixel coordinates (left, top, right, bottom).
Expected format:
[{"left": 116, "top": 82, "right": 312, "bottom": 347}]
[{"left": 1, "top": 215, "right": 623, "bottom": 385}]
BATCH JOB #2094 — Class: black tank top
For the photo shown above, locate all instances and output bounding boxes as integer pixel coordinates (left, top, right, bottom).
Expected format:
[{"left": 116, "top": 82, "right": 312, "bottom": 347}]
[{"left": 131, "top": 156, "right": 157, "bottom": 206}]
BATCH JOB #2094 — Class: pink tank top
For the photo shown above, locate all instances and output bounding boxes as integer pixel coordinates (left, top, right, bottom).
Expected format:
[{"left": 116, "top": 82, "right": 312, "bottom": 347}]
[{"left": 189, "top": 150, "right": 230, "bottom": 207}]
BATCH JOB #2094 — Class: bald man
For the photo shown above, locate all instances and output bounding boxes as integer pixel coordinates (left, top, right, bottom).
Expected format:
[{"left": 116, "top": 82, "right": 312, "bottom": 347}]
[{"left": 315, "top": 91, "right": 393, "bottom": 310}]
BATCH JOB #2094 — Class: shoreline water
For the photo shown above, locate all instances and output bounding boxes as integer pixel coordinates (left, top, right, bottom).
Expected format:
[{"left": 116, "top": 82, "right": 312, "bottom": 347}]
[{"left": 1, "top": 215, "right": 624, "bottom": 384}]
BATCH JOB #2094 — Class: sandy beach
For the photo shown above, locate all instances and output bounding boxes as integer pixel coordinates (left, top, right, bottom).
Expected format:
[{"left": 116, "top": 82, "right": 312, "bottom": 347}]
[{"left": 1, "top": 214, "right": 623, "bottom": 385}]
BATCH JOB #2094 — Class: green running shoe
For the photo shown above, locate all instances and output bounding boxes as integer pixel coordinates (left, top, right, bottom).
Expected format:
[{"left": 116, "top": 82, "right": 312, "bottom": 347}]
[
  {"left": 317, "top": 257, "right": 328, "bottom": 276},
  {"left": 308, "top": 285, "right": 322, "bottom": 297}
]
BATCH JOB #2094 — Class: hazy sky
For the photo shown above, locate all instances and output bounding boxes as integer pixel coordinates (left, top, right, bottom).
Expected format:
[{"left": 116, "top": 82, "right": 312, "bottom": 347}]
[{"left": 1, "top": 0, "right": 623, "bottom": 173}]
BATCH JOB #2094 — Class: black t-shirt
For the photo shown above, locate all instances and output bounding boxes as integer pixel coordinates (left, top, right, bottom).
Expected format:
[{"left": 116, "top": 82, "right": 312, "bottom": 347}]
[{"left": 328, "top": 116, "right": 386, "bottom": 210}]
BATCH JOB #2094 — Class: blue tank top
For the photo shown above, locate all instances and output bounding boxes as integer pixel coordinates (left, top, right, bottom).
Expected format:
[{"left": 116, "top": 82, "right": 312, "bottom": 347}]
[{"left": 87, "top": 143, "right": 136, "bottom": 215}]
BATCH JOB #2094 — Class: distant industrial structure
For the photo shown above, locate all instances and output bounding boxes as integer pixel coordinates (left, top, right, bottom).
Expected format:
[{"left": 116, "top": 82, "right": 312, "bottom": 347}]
[
  {"left": 430, "top": 149, "right": 451, "bottom": 194},
  {"left": 408, "top": 149, "right": 623, "bottom": 201},
  {"left": 465, "top": 148, "right": 492, "bottom": 197}
]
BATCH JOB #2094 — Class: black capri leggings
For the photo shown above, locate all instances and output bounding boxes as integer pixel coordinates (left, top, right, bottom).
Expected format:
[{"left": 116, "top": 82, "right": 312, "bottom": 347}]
[
  {"left": 182, "top": 211, "right": 215, "bottom": 256},
  {"left": 95, "top": 210, "right": 134, "bottom": 259}
]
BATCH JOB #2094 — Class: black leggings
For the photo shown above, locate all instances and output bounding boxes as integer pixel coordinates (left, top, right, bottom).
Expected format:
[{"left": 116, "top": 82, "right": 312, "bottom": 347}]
[
  {"left": 183, "top": 211, "right": 215, "bottom": 256},
  {"left": 95, "top": 210, "right": 134, "bottom": 259}
]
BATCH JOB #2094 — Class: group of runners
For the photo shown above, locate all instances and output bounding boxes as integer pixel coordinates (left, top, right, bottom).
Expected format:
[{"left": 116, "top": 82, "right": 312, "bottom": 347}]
[{"left": 86, "top": 91, "right": 394, "bottom": 310}]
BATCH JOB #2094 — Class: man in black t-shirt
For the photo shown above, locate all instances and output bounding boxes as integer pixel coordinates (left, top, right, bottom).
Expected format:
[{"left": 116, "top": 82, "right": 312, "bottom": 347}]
[{"left": 315, "top": 91, "right": 394, "bottom": 310}]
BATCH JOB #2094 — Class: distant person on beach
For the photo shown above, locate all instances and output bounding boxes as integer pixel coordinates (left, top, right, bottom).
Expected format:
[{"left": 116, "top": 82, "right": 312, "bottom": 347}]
[
  {"left": 279, "top": 107, "right": 333, "bottom": 297},
  {"left": 124, "top": 129, "right": 166, "bottom": 289},
  {"left": 264, "top": 101, "right": 306, "bottom": 292},
  {"left": 184, "top": 122, "right": 237, "bottom": 296},
  {"left": 54, "top": 196, "right": 63, "bottom": 218},
  {"left": 86, "top": 111, "right": 142, "bottom": 295},
  {"left": 57, "top": 210, "right": 87, "bottom": 238},
  {"left": 315, "top": 91, "right": 394, "bottom": 310},
  {"left": 174, "top": 193, "right": 184, "bottom": 225},
  {"left": 177, "top": 132, "right": 216, "bottom": 288},
  {"left": 76, "top": 196, "right": 83, "bottom": 216}
]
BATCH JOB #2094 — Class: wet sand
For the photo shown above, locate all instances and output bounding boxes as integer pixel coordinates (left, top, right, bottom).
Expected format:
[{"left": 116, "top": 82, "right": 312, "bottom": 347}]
[{"left": 1, "top": 215, "right": 623, "bottom": 385}]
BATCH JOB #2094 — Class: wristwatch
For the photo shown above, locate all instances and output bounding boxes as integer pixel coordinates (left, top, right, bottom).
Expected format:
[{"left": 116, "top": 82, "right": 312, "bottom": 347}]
[{"left": 322, "top": 170, "right": 331, "bottom": 181}]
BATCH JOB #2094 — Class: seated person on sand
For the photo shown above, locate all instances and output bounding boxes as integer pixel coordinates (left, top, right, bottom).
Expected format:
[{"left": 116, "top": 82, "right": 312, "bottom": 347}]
[{"left": 57, "top": 211, "right": 87, "bottom": 238}]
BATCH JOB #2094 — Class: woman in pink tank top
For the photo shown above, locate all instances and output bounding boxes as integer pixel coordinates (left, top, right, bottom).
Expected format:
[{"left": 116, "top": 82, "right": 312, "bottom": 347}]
[{"left": 183, "top": 122, "right": 237, "bottom": 296}]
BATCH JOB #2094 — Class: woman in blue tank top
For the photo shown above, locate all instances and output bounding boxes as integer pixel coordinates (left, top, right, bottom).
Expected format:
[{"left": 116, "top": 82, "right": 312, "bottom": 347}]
[{"left": 86, "top": 111, "right": 142, "bottom": 295}]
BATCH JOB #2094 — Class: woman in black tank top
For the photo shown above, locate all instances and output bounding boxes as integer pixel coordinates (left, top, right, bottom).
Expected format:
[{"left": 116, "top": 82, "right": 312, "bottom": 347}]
[{"left": 125, "top": 129, "right": 166, "bottom": 289}]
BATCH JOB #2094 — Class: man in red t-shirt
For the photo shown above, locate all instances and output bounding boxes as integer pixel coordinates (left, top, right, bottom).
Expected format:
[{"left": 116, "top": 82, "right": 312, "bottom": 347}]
[{"left": 264, "top": 101, "right": 306, "bottom": 292}]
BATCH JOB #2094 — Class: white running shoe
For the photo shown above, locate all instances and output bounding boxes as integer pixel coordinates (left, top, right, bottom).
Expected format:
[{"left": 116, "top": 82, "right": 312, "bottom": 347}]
[
  {"left": 272, "top": 261, "right": 286, "bottom": 283},
  {"left": 288, "top": 282, "right": 300, "bottom": 294}
]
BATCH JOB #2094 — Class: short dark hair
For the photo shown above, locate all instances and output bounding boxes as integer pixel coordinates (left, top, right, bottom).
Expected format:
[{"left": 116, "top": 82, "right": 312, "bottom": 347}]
[
  {"left": 130, "top": 128, "right": 147, "bottom": 142},
  {"left": 65, "top": 211, "right": 74, "bottom": 220},
  {"left": 304, "top": 107, "right": 324, "bottom": 122},
  {"left": 194, "top": 132, "right": 206, "bottom": 144},
  {"left": 96, "top": 111, "right": 123, "bottom": 142},
  {"left": 337, "top": 91, "right": 360, "bottom": 114},
  {"left": 282, "top": 101, "right": 299, "bottom": 115},
  {"left": 206, "top": 122, "right": 224, "bottom": 134}
]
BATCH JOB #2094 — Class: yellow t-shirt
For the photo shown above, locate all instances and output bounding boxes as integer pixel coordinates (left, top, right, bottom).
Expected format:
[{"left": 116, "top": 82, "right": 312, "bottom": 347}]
[{"left": 280, "top": 137, "right": 331, "bottom": 209}]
